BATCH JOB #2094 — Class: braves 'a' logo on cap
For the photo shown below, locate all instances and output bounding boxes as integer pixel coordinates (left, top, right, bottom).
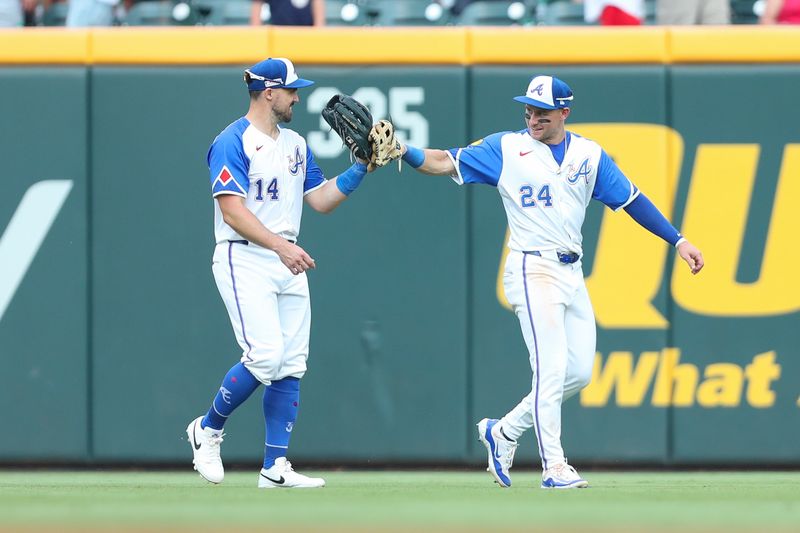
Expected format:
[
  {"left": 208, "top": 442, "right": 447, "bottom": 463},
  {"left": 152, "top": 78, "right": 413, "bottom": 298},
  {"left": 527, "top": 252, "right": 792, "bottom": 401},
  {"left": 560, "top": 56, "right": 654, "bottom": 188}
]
[{"left": 531, "top": 83, "right": 545, "bottom": 96}]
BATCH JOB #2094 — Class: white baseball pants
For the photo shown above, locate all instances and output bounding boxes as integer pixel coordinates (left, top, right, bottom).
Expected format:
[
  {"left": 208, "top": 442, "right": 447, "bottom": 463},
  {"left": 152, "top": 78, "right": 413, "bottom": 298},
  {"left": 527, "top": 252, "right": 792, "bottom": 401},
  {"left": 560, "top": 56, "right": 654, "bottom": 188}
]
[
  {"left": 499, "top": 249, "right": 596, "bottom": 470},
  {"left": 212, "top": 241, "right": 310, "bottom": 385}
]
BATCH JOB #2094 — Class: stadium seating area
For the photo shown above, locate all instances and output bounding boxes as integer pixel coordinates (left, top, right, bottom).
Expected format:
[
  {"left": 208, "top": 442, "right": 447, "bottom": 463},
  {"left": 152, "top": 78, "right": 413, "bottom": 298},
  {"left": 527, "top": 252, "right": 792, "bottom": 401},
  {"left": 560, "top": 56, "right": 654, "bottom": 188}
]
[{"left": 39, "top": 0, "right": 763, "bottom": 27}]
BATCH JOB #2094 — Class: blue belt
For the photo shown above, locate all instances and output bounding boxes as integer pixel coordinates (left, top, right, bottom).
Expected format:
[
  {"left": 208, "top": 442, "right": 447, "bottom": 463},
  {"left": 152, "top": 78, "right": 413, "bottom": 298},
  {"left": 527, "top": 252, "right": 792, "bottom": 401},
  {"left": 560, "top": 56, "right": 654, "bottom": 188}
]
[{"left": 528, "top": 250, "right": 580, "bottom": 264}]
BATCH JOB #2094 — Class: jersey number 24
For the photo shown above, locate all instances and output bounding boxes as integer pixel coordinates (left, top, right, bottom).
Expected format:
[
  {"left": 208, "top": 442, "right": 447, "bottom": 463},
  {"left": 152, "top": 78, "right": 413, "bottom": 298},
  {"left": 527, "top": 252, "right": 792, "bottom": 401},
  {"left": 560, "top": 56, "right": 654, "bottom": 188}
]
[{"left": 519, "top": 184, "right": 553, "bottom": 208}]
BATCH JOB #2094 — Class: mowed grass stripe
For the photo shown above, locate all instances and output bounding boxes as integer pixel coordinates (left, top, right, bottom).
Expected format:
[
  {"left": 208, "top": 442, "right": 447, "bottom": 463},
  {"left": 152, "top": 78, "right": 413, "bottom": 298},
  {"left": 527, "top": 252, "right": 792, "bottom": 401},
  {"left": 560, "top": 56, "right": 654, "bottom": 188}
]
[{"left": 1, "top": 471, "right": 799, "bottom": 532}]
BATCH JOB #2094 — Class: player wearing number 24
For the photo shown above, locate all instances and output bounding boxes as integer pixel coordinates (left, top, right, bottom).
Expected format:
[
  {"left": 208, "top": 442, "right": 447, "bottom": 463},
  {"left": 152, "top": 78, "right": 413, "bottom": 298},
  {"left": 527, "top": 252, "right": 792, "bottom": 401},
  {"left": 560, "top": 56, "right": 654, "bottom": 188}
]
[
  {"left": 186, "top": 58, "right": 374, "bottom": 489},
  {"left": 399, "top": 75, "right": 704, "bottom": 489}
]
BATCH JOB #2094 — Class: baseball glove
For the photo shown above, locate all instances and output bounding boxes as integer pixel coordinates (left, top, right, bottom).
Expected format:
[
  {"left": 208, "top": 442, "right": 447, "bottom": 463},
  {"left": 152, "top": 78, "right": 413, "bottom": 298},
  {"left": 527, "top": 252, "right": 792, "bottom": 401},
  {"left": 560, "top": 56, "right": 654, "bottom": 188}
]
[
  {"left": 368, "top": 119, "right": 402, "bottom": 170},
  {"left": 321, "top": 94, "right": 373, "bottom": 162}
]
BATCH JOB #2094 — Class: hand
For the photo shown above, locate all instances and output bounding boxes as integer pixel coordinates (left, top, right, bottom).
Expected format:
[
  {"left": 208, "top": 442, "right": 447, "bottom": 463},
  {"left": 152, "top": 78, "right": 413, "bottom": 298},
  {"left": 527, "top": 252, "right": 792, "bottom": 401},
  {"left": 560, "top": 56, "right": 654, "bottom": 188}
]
[
  {"left": 356, "top": 156, "right": 372, "bottom": 171},
  {"left": 677, "top": 240, "right": 704, "bottom": 275},
  {"left": 275, "top": 240, "right": 316, "bottom": 275}
]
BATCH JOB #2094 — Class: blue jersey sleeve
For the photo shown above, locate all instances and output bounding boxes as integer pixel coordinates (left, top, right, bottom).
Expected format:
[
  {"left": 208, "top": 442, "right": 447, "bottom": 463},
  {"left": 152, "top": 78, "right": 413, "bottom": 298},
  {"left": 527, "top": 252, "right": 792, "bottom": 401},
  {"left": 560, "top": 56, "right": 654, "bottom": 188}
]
[
  {"left": 303, "top": 145, "right": 325, "bottom": 194},
  {"left": 592, "top": 149, "right": 639, "bottom": 210},
  {"left": 624, "top": 193, "right": 683, "bottom": 246},
  {"left": 447, "top": 131, "right": 508, "bottom": 187},
  {"left": 208, "top": 132, "right": 250, "bottom": 197}
]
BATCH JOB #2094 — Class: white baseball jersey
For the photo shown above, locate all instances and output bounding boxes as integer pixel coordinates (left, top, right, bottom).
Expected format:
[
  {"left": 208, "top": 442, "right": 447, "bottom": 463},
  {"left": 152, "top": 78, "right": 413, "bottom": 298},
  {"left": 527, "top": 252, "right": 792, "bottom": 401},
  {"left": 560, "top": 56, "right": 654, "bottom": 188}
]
[
  {"left": 207, "top": 117, "right": 325, "bottom": 384},
  {"left": 448, "top": 129, "right": 638, "bottom": 471},
  {"left": 448, "top": 130, "right": 639, "bottom": 255},
  {"left": 208, "top": 117, "right": 326, "bottom": 244}
]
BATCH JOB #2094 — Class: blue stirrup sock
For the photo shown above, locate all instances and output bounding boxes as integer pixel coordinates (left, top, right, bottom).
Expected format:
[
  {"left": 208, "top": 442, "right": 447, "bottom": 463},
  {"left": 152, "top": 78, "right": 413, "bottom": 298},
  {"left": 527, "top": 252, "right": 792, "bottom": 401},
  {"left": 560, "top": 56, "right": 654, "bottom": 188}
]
[
  {"left": 401, "top": 145, "right": 425, "bottom": 168},
  {"left": 201, "top": 362, "right": 260, "bottom": 431},
  {"left": 335, "top": 162, "right": 367, "bottom": 195},
  {"left": 262, "top": 376, "right": 300, "bottom": 469}
]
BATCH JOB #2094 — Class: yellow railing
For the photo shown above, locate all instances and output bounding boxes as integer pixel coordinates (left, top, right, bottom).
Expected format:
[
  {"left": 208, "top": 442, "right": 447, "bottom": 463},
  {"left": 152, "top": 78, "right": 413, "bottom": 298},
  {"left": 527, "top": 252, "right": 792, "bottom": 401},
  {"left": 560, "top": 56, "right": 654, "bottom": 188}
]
[{"left": 1, "top": 26, "right": 799, "bottom": 65}]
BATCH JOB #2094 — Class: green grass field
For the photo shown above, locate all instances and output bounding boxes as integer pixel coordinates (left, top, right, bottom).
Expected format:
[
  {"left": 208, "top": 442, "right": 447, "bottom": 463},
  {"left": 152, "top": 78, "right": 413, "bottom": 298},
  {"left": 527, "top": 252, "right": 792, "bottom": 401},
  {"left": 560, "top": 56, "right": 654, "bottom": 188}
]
[{"left": 1, "top": 470, "right": 799, "bottom": 532}]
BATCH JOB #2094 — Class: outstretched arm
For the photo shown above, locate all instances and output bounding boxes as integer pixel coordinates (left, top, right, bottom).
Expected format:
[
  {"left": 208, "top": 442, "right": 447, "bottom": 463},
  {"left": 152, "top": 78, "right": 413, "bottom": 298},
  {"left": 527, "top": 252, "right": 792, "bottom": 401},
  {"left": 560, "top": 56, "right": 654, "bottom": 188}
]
[
  {"left": 401, "top": 144, "right": 457, "bottom": 176},
  {"left": 304, "top": 161, "right": 370, "bottom": 214},
  {"left": 624, "top": 193, "right": 704, "bottom": 275},
  {"left": 304, "top": 179, "right": 347, "bottom": 214}
]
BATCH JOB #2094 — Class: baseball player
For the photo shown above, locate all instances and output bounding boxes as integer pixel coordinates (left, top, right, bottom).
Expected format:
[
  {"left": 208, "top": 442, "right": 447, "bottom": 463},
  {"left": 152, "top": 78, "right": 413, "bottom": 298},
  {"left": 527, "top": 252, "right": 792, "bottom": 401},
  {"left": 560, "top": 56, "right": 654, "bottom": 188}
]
[
  {"left": 186, "top": 57, "right": 372, "bottom": 489},
  {"left": 398, "top": 75, "right": 704, "bottom": 489}
]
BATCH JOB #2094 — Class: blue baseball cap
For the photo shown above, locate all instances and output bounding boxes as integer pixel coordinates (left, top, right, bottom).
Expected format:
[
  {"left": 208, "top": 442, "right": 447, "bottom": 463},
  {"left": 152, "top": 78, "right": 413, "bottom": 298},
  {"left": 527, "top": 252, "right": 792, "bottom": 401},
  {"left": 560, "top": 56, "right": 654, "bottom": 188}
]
[
  {"left": 244, "top": 57, "right": 314, "bottom": 91},
  {"left": 513, "top": 75, "right": 573, "bottom": 110}
]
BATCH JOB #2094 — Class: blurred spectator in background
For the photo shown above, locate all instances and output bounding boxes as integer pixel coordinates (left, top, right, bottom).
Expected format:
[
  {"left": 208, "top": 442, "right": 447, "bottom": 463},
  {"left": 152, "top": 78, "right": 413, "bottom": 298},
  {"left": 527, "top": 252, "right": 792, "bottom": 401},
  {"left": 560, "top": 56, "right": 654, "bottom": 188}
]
[
  {"left": 22, "top": 0, "right": 45, "bottom": 25},
  {"left": 66, "top": 0, "right": 131, "bottom": 26},
  {"left": 250, "top": 0, "right": 324, "bottom": 26},
  {"left": 760, "top": 0, "right": 800, "bottom": 23},
  {"left": 0, "top": 0, "right": 23, "bottom": 25},
  {"left": 657, "top": 0, "right": 730, "bottom": 24},
  {"left": 450, "top": 0, "right": 506, "bottom": 16},
  {"left": 581, "top": 0, "right": 644, "bottom": 25}
]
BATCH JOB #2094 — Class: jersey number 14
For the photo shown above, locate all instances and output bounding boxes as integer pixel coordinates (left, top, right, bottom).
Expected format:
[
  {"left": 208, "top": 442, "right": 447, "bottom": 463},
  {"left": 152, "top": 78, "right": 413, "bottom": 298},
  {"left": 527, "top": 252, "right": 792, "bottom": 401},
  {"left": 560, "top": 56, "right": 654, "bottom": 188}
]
[{"left": 255, "top": 178, "right": 279, "bottom": 201}]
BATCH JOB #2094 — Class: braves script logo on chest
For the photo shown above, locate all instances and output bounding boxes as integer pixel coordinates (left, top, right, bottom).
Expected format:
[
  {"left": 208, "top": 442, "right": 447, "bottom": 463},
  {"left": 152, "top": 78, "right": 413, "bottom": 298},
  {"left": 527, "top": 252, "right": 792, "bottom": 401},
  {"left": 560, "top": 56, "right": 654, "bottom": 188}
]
[
  {"left": 288, "top": 145, "right": 303, "bottom": 176},
  {"left": 567, "top": 158, "right": 592, "bottom": 184}
]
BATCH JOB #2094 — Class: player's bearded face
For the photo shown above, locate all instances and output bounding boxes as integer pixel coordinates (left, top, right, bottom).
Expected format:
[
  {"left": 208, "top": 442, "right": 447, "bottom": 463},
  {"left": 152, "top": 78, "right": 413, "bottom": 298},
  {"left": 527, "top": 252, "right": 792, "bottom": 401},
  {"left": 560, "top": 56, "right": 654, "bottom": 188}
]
[
  {"left": 525, "top": 106, "right": 566, "bottom": 144},
  {"left": 273, "top": 88, "right": 300, "bottom": 123}
]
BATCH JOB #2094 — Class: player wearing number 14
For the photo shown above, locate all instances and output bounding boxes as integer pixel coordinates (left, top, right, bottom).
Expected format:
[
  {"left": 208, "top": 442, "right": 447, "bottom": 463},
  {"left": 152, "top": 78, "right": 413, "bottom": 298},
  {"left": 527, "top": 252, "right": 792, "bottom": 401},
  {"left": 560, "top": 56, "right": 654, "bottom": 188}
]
[
  {"left": 186, "top": 58, "right": 373, "bottom": 488},
  {"left": 398, "top": 75, "right": 704, "bottom": 489}
]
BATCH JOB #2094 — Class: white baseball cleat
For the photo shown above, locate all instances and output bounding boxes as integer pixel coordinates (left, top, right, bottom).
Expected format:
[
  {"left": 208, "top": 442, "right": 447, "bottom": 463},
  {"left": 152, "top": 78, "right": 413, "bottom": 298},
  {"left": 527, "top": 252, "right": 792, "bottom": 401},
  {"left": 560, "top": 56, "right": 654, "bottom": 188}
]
[
  {"left": 477, "top": 418, "right": 518, "bottom": 488},
  {"left": 541, "top": 462, "right": 589, "bottom": 489},
  {"left": 186, "top": 416, "right": 225, "bottom": 484},
  {"left": 258, "top": 457, "right": 326, "bottom": 489}
]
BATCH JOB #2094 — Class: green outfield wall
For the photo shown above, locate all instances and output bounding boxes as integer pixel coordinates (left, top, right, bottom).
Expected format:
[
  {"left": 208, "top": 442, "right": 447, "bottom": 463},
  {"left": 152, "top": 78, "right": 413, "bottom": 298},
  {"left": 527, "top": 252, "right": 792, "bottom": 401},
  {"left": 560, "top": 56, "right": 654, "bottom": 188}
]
[{"left": 1, "top": 57, "right": 798, "bottom": 465}]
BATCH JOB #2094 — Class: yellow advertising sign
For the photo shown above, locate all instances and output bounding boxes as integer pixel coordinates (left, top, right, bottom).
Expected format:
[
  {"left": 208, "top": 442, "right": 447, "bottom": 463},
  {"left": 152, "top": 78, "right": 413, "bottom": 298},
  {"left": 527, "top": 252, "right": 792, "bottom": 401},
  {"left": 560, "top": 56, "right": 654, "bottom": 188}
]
[{"left": 580, "top": 349, "right": 780, "bottom": 408}]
